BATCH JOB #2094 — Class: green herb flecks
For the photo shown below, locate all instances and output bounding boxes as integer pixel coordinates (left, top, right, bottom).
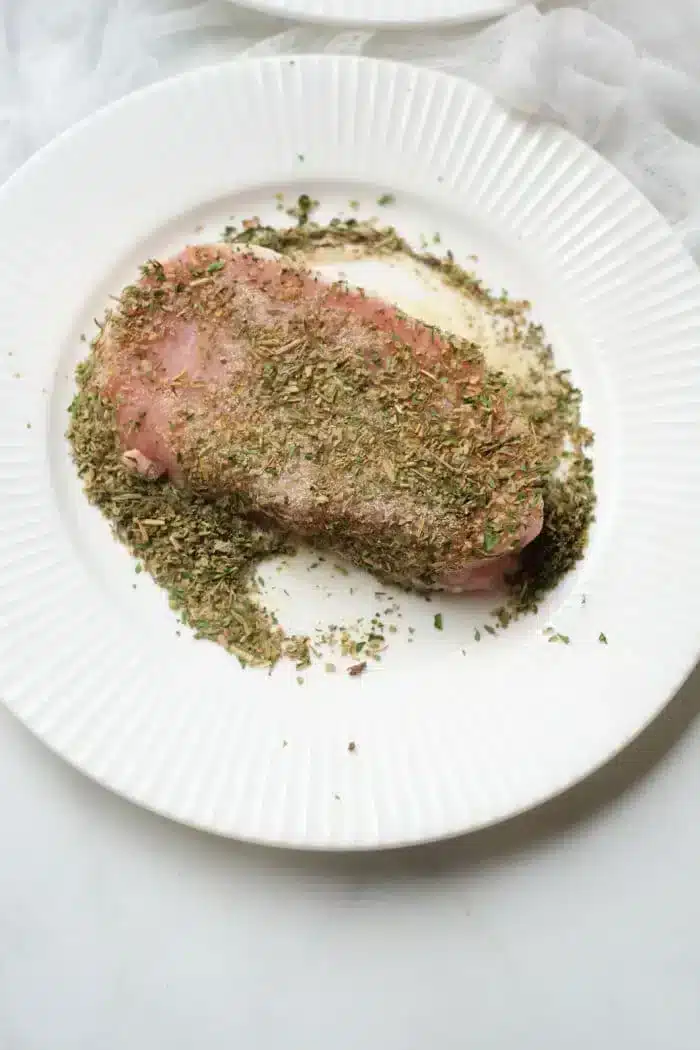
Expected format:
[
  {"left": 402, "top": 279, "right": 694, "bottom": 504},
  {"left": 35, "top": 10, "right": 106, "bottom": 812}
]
[
  {"left": 225, "top": 203, "right": 596, "bottom": 623},
  {"left": 547, "top": 632, "right": 570, "bottom": 645},
  {"left": 68, "top": 195, "right": 596, "bottom": 672},
  {"left": 67, "top": 356, "right": 307, "bottom": 669}
]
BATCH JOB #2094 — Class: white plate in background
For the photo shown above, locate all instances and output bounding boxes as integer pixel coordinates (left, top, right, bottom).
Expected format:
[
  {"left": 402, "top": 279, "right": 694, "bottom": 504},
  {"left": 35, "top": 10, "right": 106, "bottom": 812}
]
[{"left": 227, "top": 0, "right": 519, "bottom": 27}]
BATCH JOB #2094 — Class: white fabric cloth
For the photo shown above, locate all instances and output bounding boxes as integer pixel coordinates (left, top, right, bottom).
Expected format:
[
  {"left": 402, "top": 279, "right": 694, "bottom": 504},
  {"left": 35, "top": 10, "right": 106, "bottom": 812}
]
[{"left": 1, "top": 0, "right": 699, "bottom": 257}]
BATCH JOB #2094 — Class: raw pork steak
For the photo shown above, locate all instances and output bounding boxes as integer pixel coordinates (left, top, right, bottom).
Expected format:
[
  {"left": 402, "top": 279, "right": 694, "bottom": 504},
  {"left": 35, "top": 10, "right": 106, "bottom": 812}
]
[{"left": 92, "top": 243, "right": 544, "bottom": 591}]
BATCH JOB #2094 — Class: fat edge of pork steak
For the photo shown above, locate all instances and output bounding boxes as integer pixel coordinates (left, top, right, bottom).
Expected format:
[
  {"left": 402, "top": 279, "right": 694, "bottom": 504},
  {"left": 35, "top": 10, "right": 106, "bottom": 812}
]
[{"left": 93, "top": 243, "right": 545, "bottom": 591}]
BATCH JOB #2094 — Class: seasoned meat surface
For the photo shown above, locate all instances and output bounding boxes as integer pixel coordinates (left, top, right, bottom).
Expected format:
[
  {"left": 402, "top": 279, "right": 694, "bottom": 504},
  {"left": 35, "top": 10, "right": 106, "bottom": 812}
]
[{"left": 93, "top": 243, "right": 545, "bottom": 591}]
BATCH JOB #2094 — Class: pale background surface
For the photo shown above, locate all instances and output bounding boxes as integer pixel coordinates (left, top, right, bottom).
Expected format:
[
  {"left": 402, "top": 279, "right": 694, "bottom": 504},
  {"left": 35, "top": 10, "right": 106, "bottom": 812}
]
[{"left": 2, "top": 1, "right": 700, "bottom": 1047}]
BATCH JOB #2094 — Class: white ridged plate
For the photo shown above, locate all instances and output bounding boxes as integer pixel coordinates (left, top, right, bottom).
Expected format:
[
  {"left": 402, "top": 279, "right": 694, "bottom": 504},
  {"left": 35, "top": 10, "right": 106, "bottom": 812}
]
[
  {"left": 228, "top": 0, "right": 519, "bottom": 27},
  {"left": 1, "top": 56, "right": 699, "bottom": 850}
]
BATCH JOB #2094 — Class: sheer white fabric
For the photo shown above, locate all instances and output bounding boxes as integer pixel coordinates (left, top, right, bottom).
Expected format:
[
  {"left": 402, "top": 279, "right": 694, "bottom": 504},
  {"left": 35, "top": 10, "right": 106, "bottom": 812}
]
[{"left": 2, "top": 0, "right": 698, "bottom": 257}]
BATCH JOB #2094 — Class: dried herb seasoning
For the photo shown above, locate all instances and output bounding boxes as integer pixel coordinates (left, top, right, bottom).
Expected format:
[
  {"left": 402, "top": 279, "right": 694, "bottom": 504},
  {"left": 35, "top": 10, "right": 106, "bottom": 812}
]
[
  {"left": 68, "top": 356, "right": 308, "bottom": 669},
  {"left": 97, "top": 242, "right": 548, "bottom": 592},
  {"left": 68, "top": 198, "right": 596, "bottom": 669}
]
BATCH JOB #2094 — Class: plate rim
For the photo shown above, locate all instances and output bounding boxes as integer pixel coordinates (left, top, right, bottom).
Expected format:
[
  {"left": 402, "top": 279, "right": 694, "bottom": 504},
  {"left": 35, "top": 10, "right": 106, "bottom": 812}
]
[{"left": 225, "top": 0, "right": 521, "bottom": 28}]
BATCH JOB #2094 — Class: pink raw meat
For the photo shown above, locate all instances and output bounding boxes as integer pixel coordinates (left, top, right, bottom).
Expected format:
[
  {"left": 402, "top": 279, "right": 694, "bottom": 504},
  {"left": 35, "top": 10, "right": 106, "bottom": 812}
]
[{"left": 92, "top": 243, "right": 544, "bottom": 591}]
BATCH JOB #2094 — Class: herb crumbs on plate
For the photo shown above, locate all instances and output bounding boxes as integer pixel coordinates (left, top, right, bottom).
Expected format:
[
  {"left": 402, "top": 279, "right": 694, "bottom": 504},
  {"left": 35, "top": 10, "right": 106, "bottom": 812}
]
[
  {"left": 67, "top": 196, "right": 596, "bottom": 672},
  {"left": 548, "top": 632, "right": 570, "bottom": 645}
]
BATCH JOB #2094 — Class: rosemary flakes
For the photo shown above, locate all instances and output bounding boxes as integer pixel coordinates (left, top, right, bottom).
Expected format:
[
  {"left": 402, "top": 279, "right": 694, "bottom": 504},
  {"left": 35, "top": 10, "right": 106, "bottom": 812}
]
[{"left": 67, "top": 199, "right": 596, "bottom": 668}]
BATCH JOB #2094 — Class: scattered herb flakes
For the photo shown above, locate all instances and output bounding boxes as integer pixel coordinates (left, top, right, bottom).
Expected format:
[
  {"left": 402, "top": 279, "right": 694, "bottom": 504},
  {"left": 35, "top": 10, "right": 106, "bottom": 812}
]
[
  {"left": 68, "top": 197, "right": 595, "bottom": 673},
  {"left": 325, "top": 662, "right": 337, "bottom": 673},
  {"left": 348, "top": 200, "right": 360, "bottom": 211},
  {"left": 296, "top": 675, "right": 304, "bottom": 685},
  {"left": 285, "top": 193, "right": 318, "bottom": 226},
  {"left": 483, "top": 624, "right": 496, "bottom": 636},
  {"left": 473, "top": 628, "right": 481, "bottom": 642},
  {"left": 598, "top": 632, "right": 608, "bottom": 645},
  {"left": 348, "top": 661, "right": 367, "bottom": 677},
  {"left": 68, "top": 357, "right": 306, "bottom": 670},
  {"left": 207, "top": 260, "right": 225, "bottom": 273},
  {"left": 483, "top": 526, "right": 499, "bottom": 553},
  {"left": 548, "top": 632, "right": 570, "bottom": 645},
  {"left": 377, "top": 194, "right": 395, "bottom": 206},
  {"left": 347, "top": 741, "right": 357, "bottom": 753},
  {"left": 434, "top": 613, "right": 444, "bottom": 631},
  {"left": 507, "top": 455, "right": 594, "bottom": 621}
]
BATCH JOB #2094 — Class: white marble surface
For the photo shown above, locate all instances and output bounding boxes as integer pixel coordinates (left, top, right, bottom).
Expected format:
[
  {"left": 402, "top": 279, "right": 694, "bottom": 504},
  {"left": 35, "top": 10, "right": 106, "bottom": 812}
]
[
  {"left": 3, "top": 671, "right": 700, "bottom": 1049},
  {"left": 3, "top": 1, "right": 700, "bottom": 1047}
]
